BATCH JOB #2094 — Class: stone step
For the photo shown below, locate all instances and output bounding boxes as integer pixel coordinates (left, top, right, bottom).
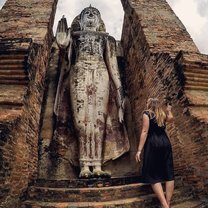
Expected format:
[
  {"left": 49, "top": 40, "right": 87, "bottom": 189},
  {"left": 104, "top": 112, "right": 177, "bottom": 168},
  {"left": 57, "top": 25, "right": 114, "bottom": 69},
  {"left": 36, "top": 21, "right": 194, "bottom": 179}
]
[
  {"left": 171, "top": 199, "right": 207, "bottom": 208},
  {"left": 21, "top": 189, "right": 192, "bottom": 208},
  {"left": 0, "top": 49, "right": 29, "bottom": 55},
  {"left": 22, "top": 197, "right": 145, "bottom": 208},
  {"left": 0, "top": 109, "right": 23, "bottom": 122},
  {"left": 27, "top": 183, "right": 150, "bottom": 202},
  {"left": 186, "top": 80, "right": 208, "bottom": 88},
  {"left": 34, "top": 176, "right": 141, "bottom": 188},
  {"left": 0, "top": 54, "right": 27, "bottom": 60},
  {"left": 184, "top": 67, "right": 208, "bottom": 75},
  {"left": 32, "top": 176, "right": 183, "bottom": 189},
  {"left": 185, "top": 90, "right": 208, "bottom": 107},
  {"left": 189, "top": 106, "right": 208, "bottom": 122},
  {"left": 21, "top": 176, "right": 193, "bottom": 208},
  {"left": 0, "top": 39, "right": 31, "bottom": 46},
  {"left": 21, "top": 177, "right": 187, "bottom": 207},
  {"left": 0, "top": 85, "right": 26, "bottom": 109},
  {"left": 185, "top": 85, "right": 208, "bottom": 91},
  {"left": 0, "top": 59, "right": 26, "bottom": 65},
  {"left": 143, "top": 189, "right": 192, "bottom": 208},
  {"left": 185, "top": 75, "right": 208, "bottom": 83},
  {"left": 0, "top": 69, "right": 27, "bottom": 75},
  {"left": 0, "top": 64, "right": 25, "bottom": 69},
  {"left": 183, "top": 59, "right": 208, "bottom": 69},
  {"left": 0, "top": 102, "right": 23, "bottom": 109},
  {"left": 0, "top": 79, "right": 29, "bottom": 85},
  {"left": 0, "top": 74, "right": 28, "bottom": 80},
  {"left": 184, "top": 71, "right": 208, "bottom": 79},
  {"left": 185, "top": 79, "right": 208, "bottom": 87}
]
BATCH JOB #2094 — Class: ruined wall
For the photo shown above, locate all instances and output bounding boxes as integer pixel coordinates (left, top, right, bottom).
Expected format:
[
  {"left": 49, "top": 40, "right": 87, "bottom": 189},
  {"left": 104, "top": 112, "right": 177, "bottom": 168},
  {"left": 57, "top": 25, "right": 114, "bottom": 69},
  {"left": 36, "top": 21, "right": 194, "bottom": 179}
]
[
  {"left": 121, "top": 0, "right": 199, "bottom": 55},
  {"left": 121, "top": 0, "right": 208, "bottom": 196},
  {"left": 0, "top": 0, "right": 57, "bottom": 45},
  {"left": 0, "top": 0, "right": 58, "bottom": 207},
  {"left": 0, "top": 0, "right": 207, "bottom": 206}
]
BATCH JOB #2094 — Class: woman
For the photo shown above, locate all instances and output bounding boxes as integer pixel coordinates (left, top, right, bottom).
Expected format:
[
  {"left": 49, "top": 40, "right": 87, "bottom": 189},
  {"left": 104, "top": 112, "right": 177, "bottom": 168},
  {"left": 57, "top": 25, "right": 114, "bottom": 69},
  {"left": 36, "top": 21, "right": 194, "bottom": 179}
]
[{"left": 136, "top": 98, "right": 174, "bottom": 208}]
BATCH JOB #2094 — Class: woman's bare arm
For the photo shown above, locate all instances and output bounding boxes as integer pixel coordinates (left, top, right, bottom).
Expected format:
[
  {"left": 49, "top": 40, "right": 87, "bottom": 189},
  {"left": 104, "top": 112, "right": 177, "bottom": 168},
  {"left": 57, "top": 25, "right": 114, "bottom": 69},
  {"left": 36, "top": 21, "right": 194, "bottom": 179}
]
[{"left": 135, "top": 114, "right": 150, "bottom": 162}]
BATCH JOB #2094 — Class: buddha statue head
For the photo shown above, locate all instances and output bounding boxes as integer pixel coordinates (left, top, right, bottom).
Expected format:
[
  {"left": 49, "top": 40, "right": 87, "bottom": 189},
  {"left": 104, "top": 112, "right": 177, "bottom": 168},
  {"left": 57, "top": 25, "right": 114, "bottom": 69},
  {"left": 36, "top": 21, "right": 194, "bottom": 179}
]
[{"left": 71, "top": 5, "right": 106, "bottom": 32}]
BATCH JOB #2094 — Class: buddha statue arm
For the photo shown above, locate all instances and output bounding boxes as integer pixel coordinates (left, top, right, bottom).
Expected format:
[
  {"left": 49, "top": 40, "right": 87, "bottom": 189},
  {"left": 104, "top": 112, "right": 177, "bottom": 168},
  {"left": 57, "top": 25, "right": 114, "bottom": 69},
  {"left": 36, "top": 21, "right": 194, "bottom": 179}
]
[
  {"left": 56, "top": 16, "right": 71, "bottom": 49},
  {"left": 105, "top": 37, "right": 124, "bottom": 123},
  {"left": 54, "top": 16, "right": 72, "bottom": 116}
]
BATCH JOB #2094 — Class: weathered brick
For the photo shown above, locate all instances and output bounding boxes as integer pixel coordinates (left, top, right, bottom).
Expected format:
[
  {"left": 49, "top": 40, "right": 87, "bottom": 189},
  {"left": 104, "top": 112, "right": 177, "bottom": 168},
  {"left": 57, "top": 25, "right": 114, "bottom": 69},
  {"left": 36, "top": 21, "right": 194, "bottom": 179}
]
[
  {"left": 121, "top": 0, "right": 208, "bottom": 198},
  {"left": 0, "top": 0, "right": 208, "bottom": 207}
]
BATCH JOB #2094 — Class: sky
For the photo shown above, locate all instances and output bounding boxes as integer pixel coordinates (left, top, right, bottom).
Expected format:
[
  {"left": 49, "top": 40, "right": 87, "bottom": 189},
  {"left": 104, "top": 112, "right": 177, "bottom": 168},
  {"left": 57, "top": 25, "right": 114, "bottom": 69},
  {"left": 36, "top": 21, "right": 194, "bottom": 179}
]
[{"left": 0, "top": 0, "right": 207, "bottom": 54}]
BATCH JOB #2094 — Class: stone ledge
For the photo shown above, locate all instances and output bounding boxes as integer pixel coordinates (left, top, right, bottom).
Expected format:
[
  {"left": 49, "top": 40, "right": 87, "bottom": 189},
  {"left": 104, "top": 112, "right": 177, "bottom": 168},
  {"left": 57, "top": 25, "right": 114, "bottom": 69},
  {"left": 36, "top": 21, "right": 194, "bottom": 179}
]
[
  {"left": 22, "top": 197, "right": 144, "bottom": 208},
  {"left": 0, "top": 109, "right": 22, "bottom": 124}
]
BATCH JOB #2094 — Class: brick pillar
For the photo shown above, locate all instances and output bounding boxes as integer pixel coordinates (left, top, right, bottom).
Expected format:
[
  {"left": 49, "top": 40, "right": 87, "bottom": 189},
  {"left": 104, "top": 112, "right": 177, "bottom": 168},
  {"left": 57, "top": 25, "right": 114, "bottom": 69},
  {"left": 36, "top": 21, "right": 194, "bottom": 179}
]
[
  {"left": 0, "top": 0, "right": 58, "bottom": 207},
  {"left": 121, "top": 0, "right": 208, "bottom": 197}
]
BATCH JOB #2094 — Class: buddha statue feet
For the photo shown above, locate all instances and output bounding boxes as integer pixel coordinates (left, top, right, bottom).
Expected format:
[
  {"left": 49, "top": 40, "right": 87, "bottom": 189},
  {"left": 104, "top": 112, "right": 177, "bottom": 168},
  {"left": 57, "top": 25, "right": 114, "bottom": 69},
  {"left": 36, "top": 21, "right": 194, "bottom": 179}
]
[
  {"left": 79, "top": 169, "right": 93, "bottom": 179},
  {"left": 103, "top": 171, "right": 111, "bottom": 178},
  {"left": 93, "top": 169, "right": 111, "bottom": 178}
]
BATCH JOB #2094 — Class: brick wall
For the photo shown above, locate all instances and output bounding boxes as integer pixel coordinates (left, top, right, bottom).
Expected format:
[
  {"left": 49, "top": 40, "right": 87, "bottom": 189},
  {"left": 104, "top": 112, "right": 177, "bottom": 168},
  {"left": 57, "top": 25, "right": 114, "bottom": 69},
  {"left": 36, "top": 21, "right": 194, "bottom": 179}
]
[
  {"left": 121, "top": 0, "right": 208, "bottom": 197},
  {"left": 121, "top": 0, "right": 199, "bottom": 55},
  {"left": 0, "top": 0, "right": 207, "bottom": 206},
  {"left": 0, "top": 0, "right": 57, "bottom": 45},
  {"left": 0, "top": 0, "right": 58, "bottom": 207}
]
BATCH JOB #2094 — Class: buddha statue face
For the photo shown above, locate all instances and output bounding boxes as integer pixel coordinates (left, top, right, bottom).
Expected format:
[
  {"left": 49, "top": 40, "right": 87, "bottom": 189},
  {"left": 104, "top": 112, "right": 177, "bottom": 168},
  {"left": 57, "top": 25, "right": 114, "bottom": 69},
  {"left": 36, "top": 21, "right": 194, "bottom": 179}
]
[{"left": 80, "top": 6, "right": 101, "bottom": 31}]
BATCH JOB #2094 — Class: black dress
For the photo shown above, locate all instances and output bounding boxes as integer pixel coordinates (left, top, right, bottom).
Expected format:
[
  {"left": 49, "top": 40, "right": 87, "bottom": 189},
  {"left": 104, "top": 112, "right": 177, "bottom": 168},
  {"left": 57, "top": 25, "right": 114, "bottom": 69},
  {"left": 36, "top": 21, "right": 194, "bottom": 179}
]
[{"left": 141, "top": 111, "right": 174, "bottom": 184}]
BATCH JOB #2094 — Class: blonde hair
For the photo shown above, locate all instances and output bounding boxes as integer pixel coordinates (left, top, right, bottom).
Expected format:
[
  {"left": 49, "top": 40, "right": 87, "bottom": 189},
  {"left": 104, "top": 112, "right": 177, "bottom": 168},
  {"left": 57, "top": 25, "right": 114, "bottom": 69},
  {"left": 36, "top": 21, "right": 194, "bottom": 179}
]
[{"left": 146, "top": 98, "right": 166, "bottom": 127}]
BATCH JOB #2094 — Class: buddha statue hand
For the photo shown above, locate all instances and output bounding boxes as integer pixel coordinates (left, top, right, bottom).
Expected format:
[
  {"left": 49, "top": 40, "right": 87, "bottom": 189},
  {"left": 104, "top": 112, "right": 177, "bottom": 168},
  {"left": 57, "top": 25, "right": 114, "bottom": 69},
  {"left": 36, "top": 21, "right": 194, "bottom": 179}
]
[{"left": 56, "top": 16, "right": 71, "bottom": 49}]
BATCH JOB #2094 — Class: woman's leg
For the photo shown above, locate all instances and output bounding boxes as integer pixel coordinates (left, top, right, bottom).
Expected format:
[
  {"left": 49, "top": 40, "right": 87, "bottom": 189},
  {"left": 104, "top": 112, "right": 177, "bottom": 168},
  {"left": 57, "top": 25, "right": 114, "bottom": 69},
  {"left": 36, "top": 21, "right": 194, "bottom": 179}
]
[
  {"left": 151, "top": 183, "right": 169, "bottom": 208},
  {"left": 165, "top": 180, "right": 174, "bottom": 207}
]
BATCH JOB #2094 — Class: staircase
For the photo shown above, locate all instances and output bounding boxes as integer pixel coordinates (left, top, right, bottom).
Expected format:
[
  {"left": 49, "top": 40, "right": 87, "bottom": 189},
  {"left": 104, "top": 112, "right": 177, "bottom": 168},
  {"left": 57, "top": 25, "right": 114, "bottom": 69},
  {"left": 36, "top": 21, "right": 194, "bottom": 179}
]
[
  {"left": 0, "top": 53, "right": 29, "bottom": 85},
  {"left": 0, "top": 38, "right": 31, "bottom": 122},
  {"left": 20, "top": 177, "right": 207, "bottom": 208},
  {"left": 184, "top": 62, "right": 208, "bottom": 92},
  {"left": 0, "top": 39, "right": 30, "bottom": 86},
  {"left": 182, "top": 53, "right": 208, "bottom": 122}
]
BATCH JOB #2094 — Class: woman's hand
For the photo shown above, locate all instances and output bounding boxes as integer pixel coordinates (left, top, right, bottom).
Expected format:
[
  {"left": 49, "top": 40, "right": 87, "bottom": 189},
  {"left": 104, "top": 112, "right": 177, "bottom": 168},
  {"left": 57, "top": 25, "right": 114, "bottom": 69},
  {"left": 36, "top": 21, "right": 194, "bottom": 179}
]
[{"left": 135, "top": 151, "right": 141, "bottom": 162}]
